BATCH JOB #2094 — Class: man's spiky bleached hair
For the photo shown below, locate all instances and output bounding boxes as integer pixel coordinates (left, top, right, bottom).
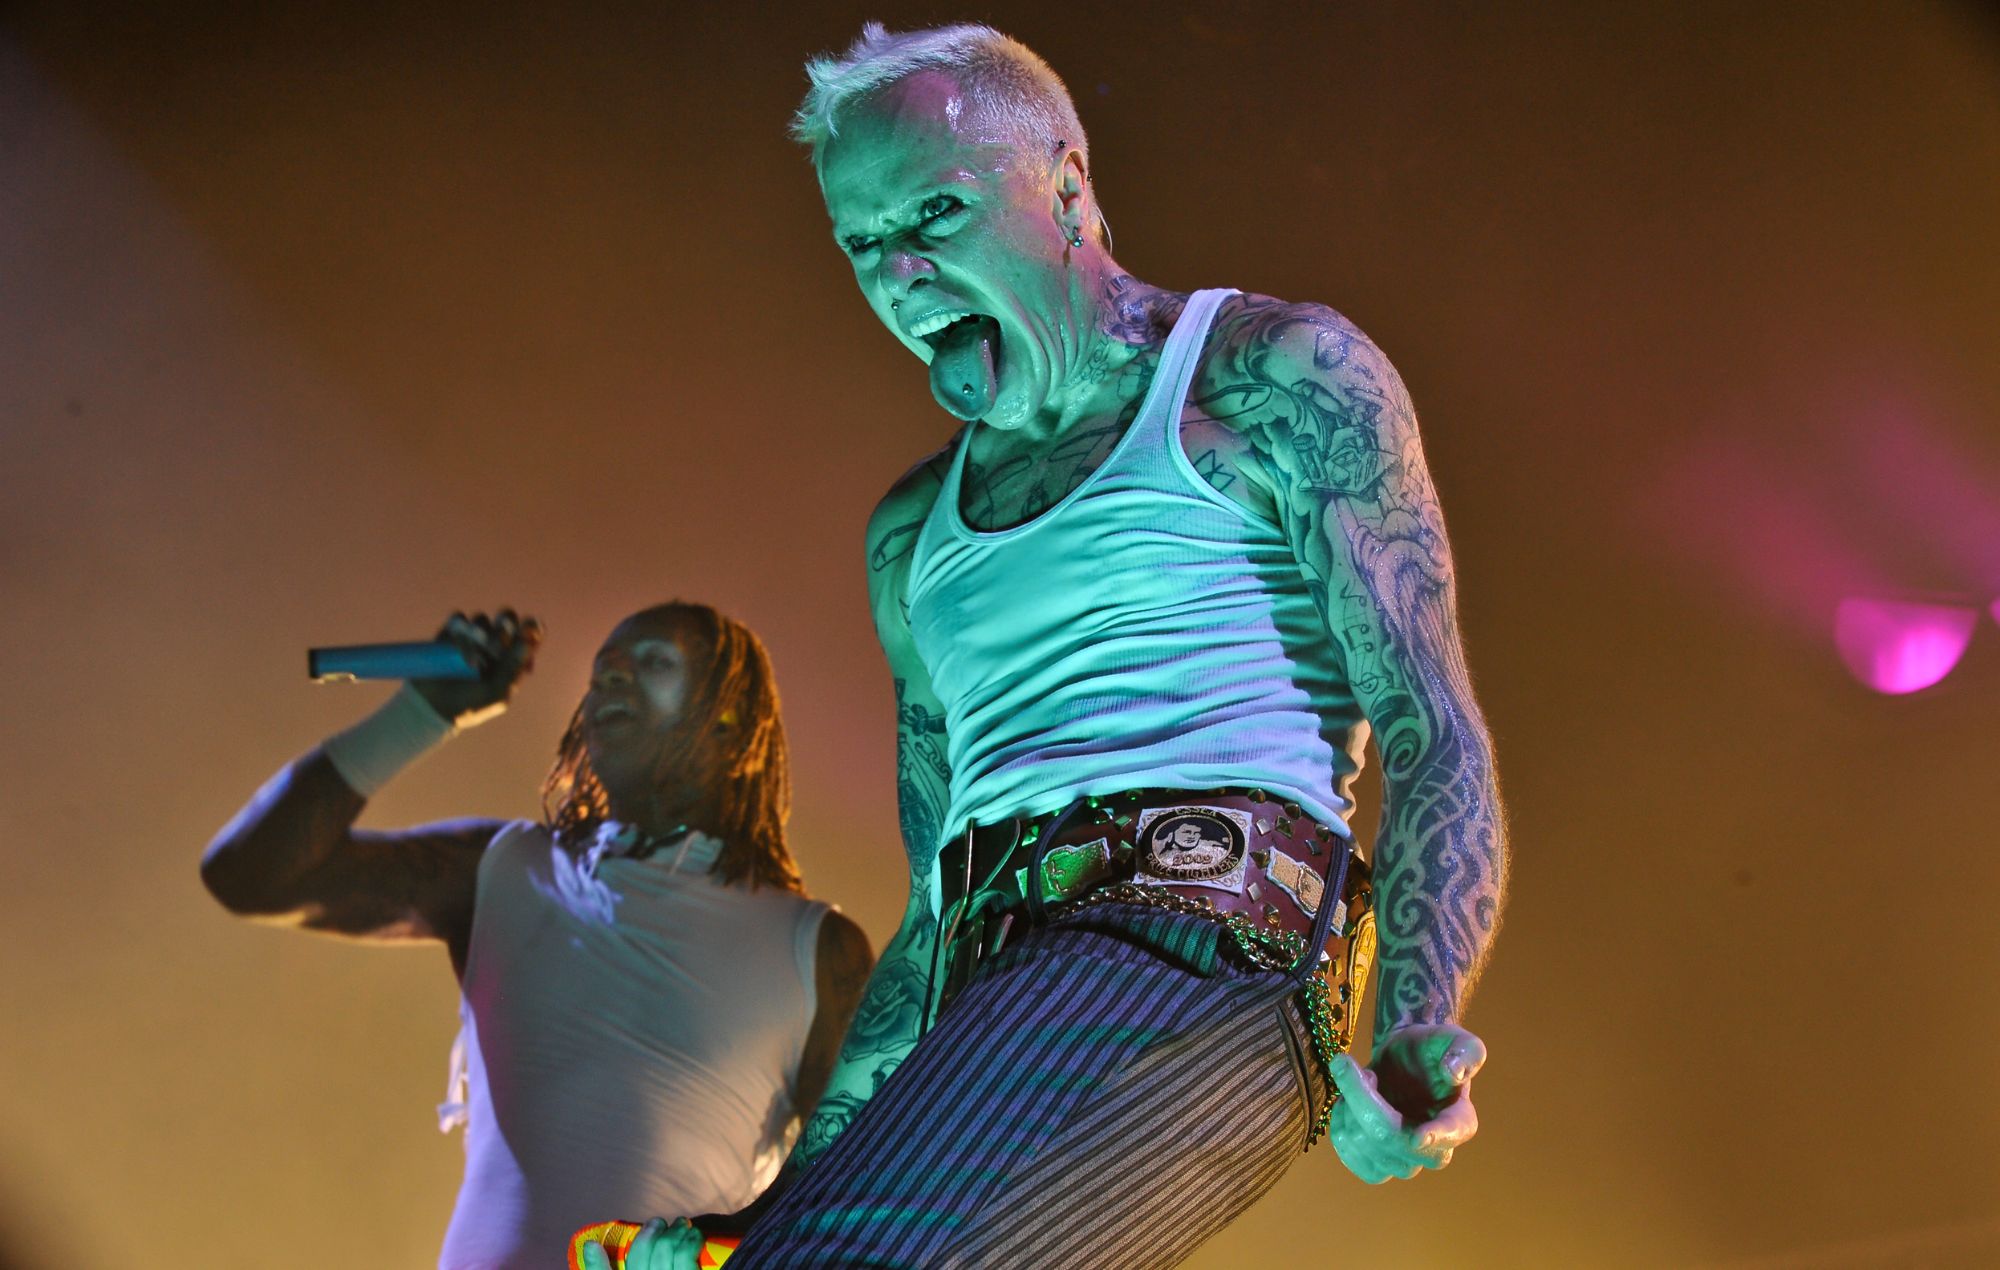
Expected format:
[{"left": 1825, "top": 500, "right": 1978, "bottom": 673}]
[{"left": 790, "top": 23, "right": 1109, "bottom": 245}]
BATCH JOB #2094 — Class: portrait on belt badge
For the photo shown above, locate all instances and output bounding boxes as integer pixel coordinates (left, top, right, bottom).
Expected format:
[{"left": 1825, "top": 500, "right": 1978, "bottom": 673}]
[{"left": 1134, "top": 805, "right": 1251, "bottom": 893}]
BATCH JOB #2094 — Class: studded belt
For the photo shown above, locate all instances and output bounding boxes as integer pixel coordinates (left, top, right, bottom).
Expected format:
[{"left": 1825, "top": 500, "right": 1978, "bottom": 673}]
[{"left": 931, "top": 787, "right": 1376, "bottom": 1143}]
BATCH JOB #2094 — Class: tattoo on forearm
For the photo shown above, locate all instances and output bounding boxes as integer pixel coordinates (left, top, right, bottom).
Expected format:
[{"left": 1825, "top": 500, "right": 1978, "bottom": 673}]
[
  {"left": 794, "top": 677, "right": 951, "bottom": 1166},
  {"left": 832, "top": 914, "right": 935, "bottom": 1071},
  {"left": 1202, "top": 298, "right": 1507, "bottom": 1036},
  {"left": 795, "top": 1089, "right": 865, "bottom": 1161},
  {"left": 793, "top": 860, "right": 939, "bottom": 1165}
]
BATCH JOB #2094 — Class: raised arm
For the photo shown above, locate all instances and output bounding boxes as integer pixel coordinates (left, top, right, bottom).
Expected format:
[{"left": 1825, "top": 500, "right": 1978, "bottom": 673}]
[
  {"left": 199, "top": 610, "right": 540, "bottom": 973},
  {"left": 792, "top": 461, "right": 953, "bottom": 1167},
  {"left": 1205, "top": 299, "right": 1506, "bottom": 1177},
  {"left": 201, "top": 746, "right": 496, "bottom": 941}
]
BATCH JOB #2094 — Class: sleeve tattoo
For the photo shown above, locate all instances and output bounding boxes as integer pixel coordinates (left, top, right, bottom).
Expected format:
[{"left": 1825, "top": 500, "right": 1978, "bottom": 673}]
[
  {"left": 793, "top": 676, "right": 951, "bottom": 1165},
  {"left": 1202, "top": 299, "right": 1507, "bottom": 1040}
]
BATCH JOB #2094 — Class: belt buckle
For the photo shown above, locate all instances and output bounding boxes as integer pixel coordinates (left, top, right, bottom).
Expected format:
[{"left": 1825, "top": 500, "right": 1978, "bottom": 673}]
[{"left": 1130, "top": 803, "right": 1254, "bottom": 896}]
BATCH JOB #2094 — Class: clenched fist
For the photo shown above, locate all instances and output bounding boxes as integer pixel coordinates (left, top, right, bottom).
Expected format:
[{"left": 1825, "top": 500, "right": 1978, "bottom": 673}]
[{"left": 1327, "top": 1022, "right": 1485, "bottom": 1183}]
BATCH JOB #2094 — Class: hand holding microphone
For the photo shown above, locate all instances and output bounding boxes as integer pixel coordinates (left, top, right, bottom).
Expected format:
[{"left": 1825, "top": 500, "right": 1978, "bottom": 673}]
[{"left": 409, "top": 609, "right": 544, "bottom": 729}]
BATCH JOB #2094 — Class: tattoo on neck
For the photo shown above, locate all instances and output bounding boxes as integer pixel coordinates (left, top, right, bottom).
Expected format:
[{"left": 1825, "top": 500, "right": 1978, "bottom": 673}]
[{"left": 1100, "top": 273, "right": 1179, "bottom": 345}]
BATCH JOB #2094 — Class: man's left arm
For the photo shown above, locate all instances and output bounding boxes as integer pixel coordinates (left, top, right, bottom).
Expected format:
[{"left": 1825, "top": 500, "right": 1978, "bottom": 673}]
[
  {"left": 1208, "top": 298, "right": 1507, "bottom": 1181},
  {"left": 795, "top": 910, "right": 876, "bottom": 1123}
]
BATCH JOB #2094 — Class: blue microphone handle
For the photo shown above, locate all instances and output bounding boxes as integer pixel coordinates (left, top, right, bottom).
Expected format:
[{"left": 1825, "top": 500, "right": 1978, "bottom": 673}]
[{"left": 307, "top": 642, "right": 479, "bottom": 683}]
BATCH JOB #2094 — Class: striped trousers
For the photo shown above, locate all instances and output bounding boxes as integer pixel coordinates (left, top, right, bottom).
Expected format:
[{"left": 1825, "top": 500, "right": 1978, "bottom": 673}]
[{"left": 730, "top": 905, "right": 1327, "bottom": 1268}]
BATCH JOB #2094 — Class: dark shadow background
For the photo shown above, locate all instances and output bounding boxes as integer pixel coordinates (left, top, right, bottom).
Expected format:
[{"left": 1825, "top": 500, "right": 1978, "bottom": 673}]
[{"left": 2, "top": 2, "right": 1997, "bottom": 1265}]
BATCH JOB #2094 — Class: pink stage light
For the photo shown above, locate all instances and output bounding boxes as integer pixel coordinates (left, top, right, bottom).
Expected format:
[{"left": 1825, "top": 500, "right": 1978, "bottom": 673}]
[{"left": 1833, "top": 598, "right": 1979, "bottom": 694}]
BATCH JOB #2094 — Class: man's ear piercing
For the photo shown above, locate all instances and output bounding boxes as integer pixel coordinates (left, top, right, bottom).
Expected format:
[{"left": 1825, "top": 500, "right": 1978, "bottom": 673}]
[
  {"left": 1054, "top": 139, "right": 1083, "bottom": 247},
  {"left": 891, "top": 300, "right": 900, "bottom": 310}
]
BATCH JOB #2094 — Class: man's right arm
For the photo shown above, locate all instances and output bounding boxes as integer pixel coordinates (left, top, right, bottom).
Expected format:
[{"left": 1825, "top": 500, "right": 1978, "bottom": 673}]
[
  {"left": 199, "top": 745, "right": 497, "bottom": 946},
  {"left": 791, "top": 461, "right": 952, "bottom": 1167},
  {"left": 199, "top": 610, "right": 537, "bottom": 960}
]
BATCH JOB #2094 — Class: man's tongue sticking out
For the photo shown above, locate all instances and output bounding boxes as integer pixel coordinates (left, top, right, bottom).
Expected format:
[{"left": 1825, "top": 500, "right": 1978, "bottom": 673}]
[{"left": 929, "top": 316, "right": 1001, "bottom": 421}]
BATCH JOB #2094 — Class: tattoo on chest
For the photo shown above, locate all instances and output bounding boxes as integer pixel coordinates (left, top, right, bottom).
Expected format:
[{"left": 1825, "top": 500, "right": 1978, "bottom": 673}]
[
  {"left": 954, "top": 277, "right": 1201, "bottom": 532},
  {"left": 1185, "top": 446, "right": 1238, "bottom": 494},
  {"left": 960, "top": 417, "right": 1131, "bottom": 530}
]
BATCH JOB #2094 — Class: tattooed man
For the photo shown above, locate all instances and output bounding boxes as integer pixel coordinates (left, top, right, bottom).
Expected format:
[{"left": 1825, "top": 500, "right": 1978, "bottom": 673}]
[
  {"left": 202, "top": 604, "right": 870, "bottom": 1268},
  {"left": 603, "top": 22, "right": 1507, "bottom": 1270}
]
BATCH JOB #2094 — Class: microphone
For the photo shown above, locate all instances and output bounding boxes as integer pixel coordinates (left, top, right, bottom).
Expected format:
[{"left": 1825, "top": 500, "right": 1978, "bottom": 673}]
[{"left": 308, "top": 642, "right": 479, "bottom": 683}]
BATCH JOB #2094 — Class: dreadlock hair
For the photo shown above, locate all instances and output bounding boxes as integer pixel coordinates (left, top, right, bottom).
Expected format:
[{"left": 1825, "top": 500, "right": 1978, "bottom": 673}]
[{"left": 541, "top": 602, "right": 802, "bottom": 893}]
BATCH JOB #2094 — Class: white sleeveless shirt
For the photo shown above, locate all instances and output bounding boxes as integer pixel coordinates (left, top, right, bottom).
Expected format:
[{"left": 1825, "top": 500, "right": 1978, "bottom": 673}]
[
  {"left": 436, "top": 822, "right": 827, "bottom": 1269},
  {"left": 905, "top": 288, "right": 1366, "bottom": 846}
]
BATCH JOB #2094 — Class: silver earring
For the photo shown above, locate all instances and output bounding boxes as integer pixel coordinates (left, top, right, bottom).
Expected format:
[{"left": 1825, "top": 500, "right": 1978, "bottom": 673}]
[
  {"left": 1068, "top": 230, "right": 1085, "bottom": 248},
  {"left": 891, "top": 300, "right": 900, "bottom": 310}
]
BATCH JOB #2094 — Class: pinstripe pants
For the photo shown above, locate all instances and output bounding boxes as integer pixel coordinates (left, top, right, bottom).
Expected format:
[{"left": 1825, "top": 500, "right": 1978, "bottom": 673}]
[{"left": 730, "top": 905, "right": 1327, "bottom": 1269}]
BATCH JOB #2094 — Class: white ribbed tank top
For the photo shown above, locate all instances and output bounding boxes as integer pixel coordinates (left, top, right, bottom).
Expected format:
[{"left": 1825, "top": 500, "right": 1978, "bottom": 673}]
[
  {"left": 436, "top": 823, "right": 826, "bottom": 1269},
  {"left": 905, "top": 287, "right": 1366, "bottom": 848}
]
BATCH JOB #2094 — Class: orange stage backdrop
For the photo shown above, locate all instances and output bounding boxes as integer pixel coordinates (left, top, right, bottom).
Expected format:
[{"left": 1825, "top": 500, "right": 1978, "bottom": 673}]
[{"left": 2, "top": 3, "right": 1997, "bottom": 1266}]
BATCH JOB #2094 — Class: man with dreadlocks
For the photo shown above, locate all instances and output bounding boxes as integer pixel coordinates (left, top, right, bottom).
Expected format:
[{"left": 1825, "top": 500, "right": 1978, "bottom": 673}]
[{"left": 201, "top": 603, "right": 872, "bottom": 1269}]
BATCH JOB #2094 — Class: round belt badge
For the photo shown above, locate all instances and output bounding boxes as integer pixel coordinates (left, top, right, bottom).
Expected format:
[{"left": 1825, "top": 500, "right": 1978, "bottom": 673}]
[{"left": 1134, "top": 806, "right": 1251, "bottom": 893}]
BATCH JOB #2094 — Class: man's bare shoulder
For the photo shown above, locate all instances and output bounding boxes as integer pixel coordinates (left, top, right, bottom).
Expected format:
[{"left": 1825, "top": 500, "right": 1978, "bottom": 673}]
[
  {"left": 1205, "top": 291, "right": 1409, "bottom": 410},
  {"left": 865, "top": 439, "right": 958, "bottom": 581},
  {"left": 1189, "top": 292, "right": 1424, "bottom": 513}
]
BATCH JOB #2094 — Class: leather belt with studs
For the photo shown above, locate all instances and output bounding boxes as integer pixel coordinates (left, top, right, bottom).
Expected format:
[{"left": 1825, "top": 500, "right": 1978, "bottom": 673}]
[{"left": 933, "top": 787, "right": 1375, "bottom": 1046}]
